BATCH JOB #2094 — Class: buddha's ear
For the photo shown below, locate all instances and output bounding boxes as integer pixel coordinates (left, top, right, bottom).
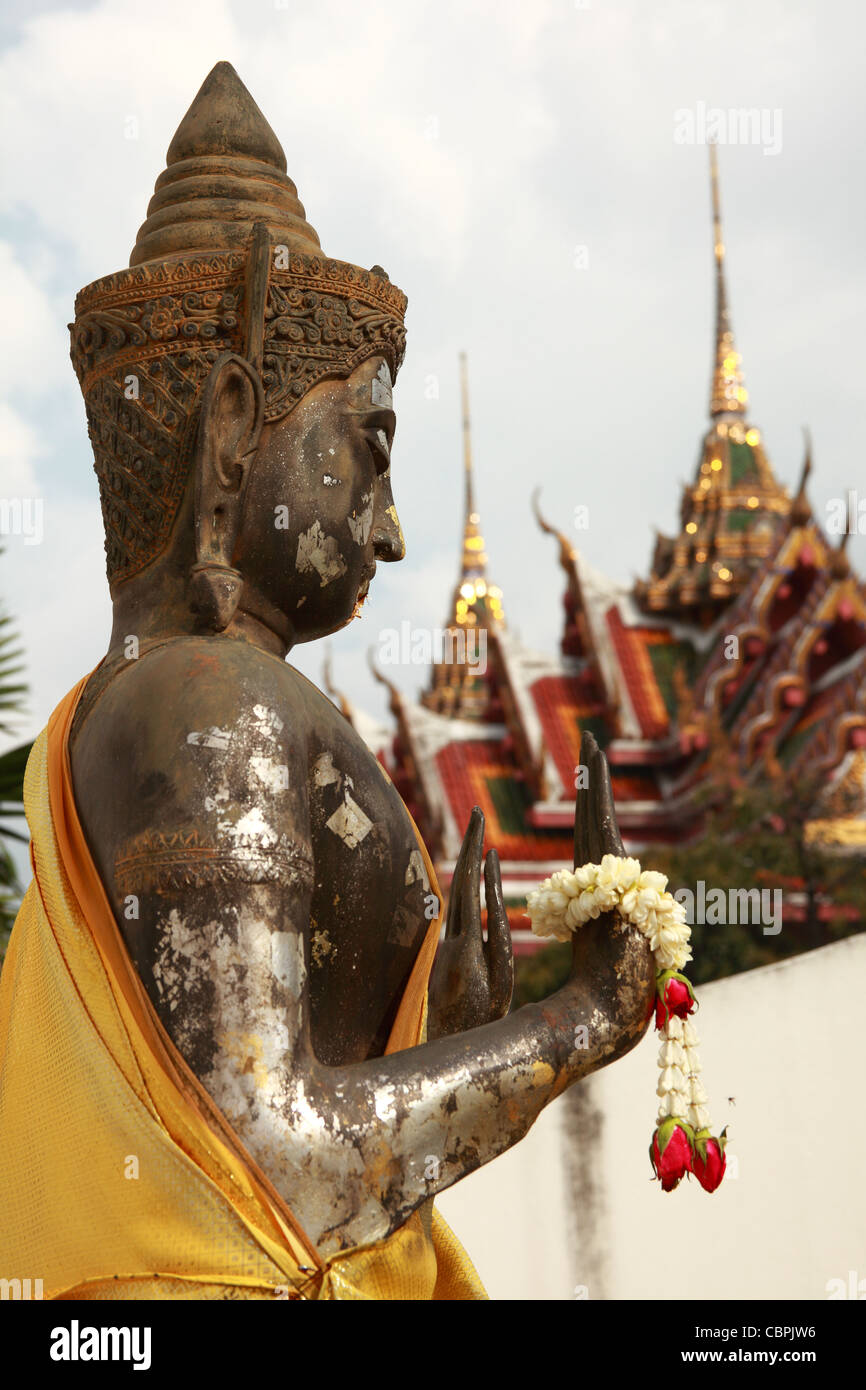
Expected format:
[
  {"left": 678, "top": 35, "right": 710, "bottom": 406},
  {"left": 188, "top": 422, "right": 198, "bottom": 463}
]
[
  {"left": 196, "top": 351, "right": 264, "bottom": 496},
  {"left": 190, "top": 352, "right": 264, "bottom": 631},
  {"left": 193, "top": 353, "right": 264, "bottom": 560}
]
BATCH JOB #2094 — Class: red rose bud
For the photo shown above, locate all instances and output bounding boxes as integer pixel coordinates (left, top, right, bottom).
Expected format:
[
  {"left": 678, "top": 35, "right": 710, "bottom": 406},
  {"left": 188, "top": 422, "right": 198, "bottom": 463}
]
[
  {"left": 693, "top": 1128, "right": 727, "bottom": 1193},
  {"left": 650, "top": 1118, "right": 694, "bottom": 1192},
  {"left": 655, "top": 970, "right": 697, "bottom": 1030}
]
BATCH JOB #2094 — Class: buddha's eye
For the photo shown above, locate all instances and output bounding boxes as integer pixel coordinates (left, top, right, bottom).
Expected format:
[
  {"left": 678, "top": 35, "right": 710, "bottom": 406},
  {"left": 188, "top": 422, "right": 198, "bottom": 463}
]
[
  {"left": 352, "top": 403, "right": 395, "bottom": 474},
  {"left": 362, "top": 425, "right": 393, "bottom": 474}
]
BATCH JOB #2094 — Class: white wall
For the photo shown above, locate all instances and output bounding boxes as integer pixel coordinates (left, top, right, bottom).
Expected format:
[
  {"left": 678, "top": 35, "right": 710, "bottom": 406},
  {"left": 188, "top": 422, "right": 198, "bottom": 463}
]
[{"left": 437, "top": 934, "right": 866, "bottom": 1300}]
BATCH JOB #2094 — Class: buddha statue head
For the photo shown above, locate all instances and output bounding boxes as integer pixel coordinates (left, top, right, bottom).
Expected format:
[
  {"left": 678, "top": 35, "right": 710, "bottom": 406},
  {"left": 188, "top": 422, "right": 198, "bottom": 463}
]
[{"left": 69, "top": 61, "right": 407, "bottom": 650}]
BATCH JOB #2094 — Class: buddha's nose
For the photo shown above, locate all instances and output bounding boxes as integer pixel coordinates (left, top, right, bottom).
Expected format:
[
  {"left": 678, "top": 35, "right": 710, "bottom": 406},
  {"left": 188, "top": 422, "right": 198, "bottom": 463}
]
[{"left": 373, "top": 489, "right": 406, "bottom": 562}]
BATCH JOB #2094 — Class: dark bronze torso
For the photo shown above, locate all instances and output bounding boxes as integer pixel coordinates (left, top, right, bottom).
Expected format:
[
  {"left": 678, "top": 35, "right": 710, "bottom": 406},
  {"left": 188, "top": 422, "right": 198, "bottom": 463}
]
[{"left": 69, "top": 636, "right": 432, "bottom": 1068}]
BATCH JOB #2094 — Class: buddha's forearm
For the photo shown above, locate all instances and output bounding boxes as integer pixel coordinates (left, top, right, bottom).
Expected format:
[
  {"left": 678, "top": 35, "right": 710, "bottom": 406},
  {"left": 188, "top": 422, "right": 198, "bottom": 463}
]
[
  {"left": 144, "top": 888, "right": 652, "bottom": 1255},
  {"left": 296, "top": 1003, "right": 572, "bottom": 1251},
  {"left": 237, "top": 925, "right": 653, "bottom": 1254}
]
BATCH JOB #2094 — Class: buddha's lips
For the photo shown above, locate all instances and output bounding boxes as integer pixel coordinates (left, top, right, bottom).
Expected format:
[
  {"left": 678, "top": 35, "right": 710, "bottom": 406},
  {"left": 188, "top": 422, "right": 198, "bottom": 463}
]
[{"left": 350, "top": 566, "right": 376, "bottom": 622}]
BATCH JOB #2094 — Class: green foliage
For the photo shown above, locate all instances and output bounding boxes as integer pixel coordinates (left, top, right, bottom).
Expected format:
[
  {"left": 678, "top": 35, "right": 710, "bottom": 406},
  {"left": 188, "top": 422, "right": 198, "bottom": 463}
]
[{"left": 513, "top": 940, "right": 571, "bottom": 1010}]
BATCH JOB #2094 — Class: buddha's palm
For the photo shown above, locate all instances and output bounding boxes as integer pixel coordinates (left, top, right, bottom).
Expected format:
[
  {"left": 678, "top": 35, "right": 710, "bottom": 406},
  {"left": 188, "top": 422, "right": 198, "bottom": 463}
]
[
  {"left": 427, "top": 808, "right": 513, "bottom": 1039},
  {"left": 427, "top": 729, "right": 653, "bottom": 1040},
  {"left": 567, "top": 729, "right": 656, "bottom": 1038}
]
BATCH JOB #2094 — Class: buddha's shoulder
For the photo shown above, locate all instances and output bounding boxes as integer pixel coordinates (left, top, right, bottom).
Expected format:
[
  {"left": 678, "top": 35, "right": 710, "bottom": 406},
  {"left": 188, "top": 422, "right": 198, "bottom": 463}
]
[{"left": 75, "top": 636, "right": 323, "bottom": 756}]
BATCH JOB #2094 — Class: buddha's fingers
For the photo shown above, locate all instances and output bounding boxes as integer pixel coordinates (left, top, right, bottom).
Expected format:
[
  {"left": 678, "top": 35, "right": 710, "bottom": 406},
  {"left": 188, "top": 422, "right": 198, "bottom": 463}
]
[
  {"left": 591, "top": 742, "right": 626, "bottom": 859},
  {"left": 573, "top": 729, "right": 598, "bottom": 869},
  {"left": 444, "top": 805, "right": 484, "bottom": 940},
  {"left": 483, "top": 848, "right": 513, "bottom": 1018}
]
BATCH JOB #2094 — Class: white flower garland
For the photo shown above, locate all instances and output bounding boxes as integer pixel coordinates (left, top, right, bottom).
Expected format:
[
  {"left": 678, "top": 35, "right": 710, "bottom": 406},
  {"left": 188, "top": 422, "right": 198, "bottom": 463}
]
[
  {"left": 656, "top": 1014, "right": 710, "bottom": 1131},
  {"left": 526, "top": 853, "right": 725, "bottom": 1193},
  {"left": 525, "top": 853, "right": 692, "bottom": 972}
]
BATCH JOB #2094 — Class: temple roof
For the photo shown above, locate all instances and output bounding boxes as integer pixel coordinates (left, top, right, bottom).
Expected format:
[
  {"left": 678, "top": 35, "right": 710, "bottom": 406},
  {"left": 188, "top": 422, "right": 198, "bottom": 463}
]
[{"left": 348, "top": 152, "right": 866, "bottom": 925}]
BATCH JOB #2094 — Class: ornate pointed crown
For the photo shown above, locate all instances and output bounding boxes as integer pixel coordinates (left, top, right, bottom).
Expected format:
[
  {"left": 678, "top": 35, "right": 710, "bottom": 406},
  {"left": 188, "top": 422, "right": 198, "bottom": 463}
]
[{"left": 70, "top": 62, "right": 407, "bottom": 585}]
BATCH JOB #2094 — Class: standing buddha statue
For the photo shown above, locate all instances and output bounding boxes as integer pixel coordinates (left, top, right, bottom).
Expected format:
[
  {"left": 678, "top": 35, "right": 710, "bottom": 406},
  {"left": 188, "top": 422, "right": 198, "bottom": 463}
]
[{"left": 0, "top": 63, "right": 656, "bottom": 1300}]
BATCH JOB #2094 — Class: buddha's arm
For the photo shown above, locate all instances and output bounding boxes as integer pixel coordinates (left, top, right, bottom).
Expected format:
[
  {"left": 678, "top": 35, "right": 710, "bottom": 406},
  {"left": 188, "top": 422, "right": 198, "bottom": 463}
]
[
  {"left": 112, "top": 783, "right": 651, "bottom": 1260},
  {"left": 124, "top": 853, "right": 651, "bottom": 1258},
  {"left": 292, "top": 914, "right": 653, "bottom": 1255},
  {"left": 82, "top": 659, "right": 654, "bottom": 1258}
]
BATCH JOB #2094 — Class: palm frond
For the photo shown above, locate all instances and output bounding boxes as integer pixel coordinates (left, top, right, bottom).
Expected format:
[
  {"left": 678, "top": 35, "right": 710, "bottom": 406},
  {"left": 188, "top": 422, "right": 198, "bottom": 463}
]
[
  {"left": 0, "top": 557, "right": 31, "bottom": 959},
  {"left": 0, "top": 602, "right": 29, "bottom": 737},
  {"left": 0, "top": 740, "right": 31, "bottom": 798}
]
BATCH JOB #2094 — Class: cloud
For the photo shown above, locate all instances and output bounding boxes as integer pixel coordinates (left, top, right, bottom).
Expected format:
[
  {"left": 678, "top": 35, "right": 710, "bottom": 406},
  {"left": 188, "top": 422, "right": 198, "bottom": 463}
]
[
  {"left": 1, "top": 0, "right": 864, "bottom": 738},
  {"left": 0, "top": 491, "right": 108, "bottom": 742},
  {"left": 0, "top": 401, "right": 42, "bottom": 497},
  {"left": 0, "top": 242, "right": 66, "bottom": 399}
]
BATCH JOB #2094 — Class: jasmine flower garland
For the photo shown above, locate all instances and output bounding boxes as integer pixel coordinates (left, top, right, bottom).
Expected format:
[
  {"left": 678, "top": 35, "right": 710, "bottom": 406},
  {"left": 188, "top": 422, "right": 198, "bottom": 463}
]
[{"left": 526, "top": 854, "right": 727, "bottom": 1193}]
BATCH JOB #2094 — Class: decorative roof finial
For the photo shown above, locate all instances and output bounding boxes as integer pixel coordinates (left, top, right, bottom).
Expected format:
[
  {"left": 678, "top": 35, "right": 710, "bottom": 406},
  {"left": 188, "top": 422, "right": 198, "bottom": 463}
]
[
  {"left": 532, "top": 487, "right": 576, "bottom": 571},
  {"left": 790, "top": 427, "right": 813, "bottom": 527},
  {"left": 322, "top": 647, "right": 353, "bottom": 722},
  {"left": 830, "top": 528, "right": 852, "bottom": 580},
  {"left": 709, "top": 142, "right": 748, "bottom": 418}
]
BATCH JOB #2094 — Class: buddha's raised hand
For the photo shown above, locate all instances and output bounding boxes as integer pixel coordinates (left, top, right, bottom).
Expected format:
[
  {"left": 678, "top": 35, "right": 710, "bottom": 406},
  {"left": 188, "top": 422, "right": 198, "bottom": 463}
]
[
  {"left": 561, "top": 729, "right": 656, "bottom": 1064},
  {"left": 427, "top": 808, "right": 513, "bottom": 1040}
]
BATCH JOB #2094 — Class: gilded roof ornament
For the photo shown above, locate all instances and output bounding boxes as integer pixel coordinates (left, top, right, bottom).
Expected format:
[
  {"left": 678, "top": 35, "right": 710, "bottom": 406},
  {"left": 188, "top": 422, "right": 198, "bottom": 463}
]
[{"left": 709, "top": 142, "right": 748, "bottom": 418}]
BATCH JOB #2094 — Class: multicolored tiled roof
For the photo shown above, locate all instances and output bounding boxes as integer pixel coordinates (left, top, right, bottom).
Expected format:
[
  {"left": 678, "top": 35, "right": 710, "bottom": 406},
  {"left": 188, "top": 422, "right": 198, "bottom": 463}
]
[
  {"left": 530, "top": 673, "right": 611, "bottom": 794},
  {"left": 434, "top": 740, "right": 571, "bottom": 863},
  {"left": 605, "top": 607, "right": 693, "bottom": 739}
]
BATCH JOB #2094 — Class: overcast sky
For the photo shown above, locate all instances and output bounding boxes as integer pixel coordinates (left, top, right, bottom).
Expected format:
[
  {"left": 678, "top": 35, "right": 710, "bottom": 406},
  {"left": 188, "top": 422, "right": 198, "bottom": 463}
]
[{"left": 1, "top": 0, "right": 864, "bottom": 752}]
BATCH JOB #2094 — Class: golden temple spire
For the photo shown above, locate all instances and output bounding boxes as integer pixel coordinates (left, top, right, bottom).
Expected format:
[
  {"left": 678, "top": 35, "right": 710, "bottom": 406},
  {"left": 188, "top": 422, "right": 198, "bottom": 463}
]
[
  {"left": 709, "top": 143, "right": 748, "bottom": 418},
  {"left": 450, "top": 354, "right": 504, "bottom": 628},
  {"left": 459, "top": 352, "right": 487, "bottom": 581},
  {"left": 422, "top": 354, "right": 504, "bottom": 719},
  {"left": 635, "top": 149, "right": 790, "bottom": 623}
]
